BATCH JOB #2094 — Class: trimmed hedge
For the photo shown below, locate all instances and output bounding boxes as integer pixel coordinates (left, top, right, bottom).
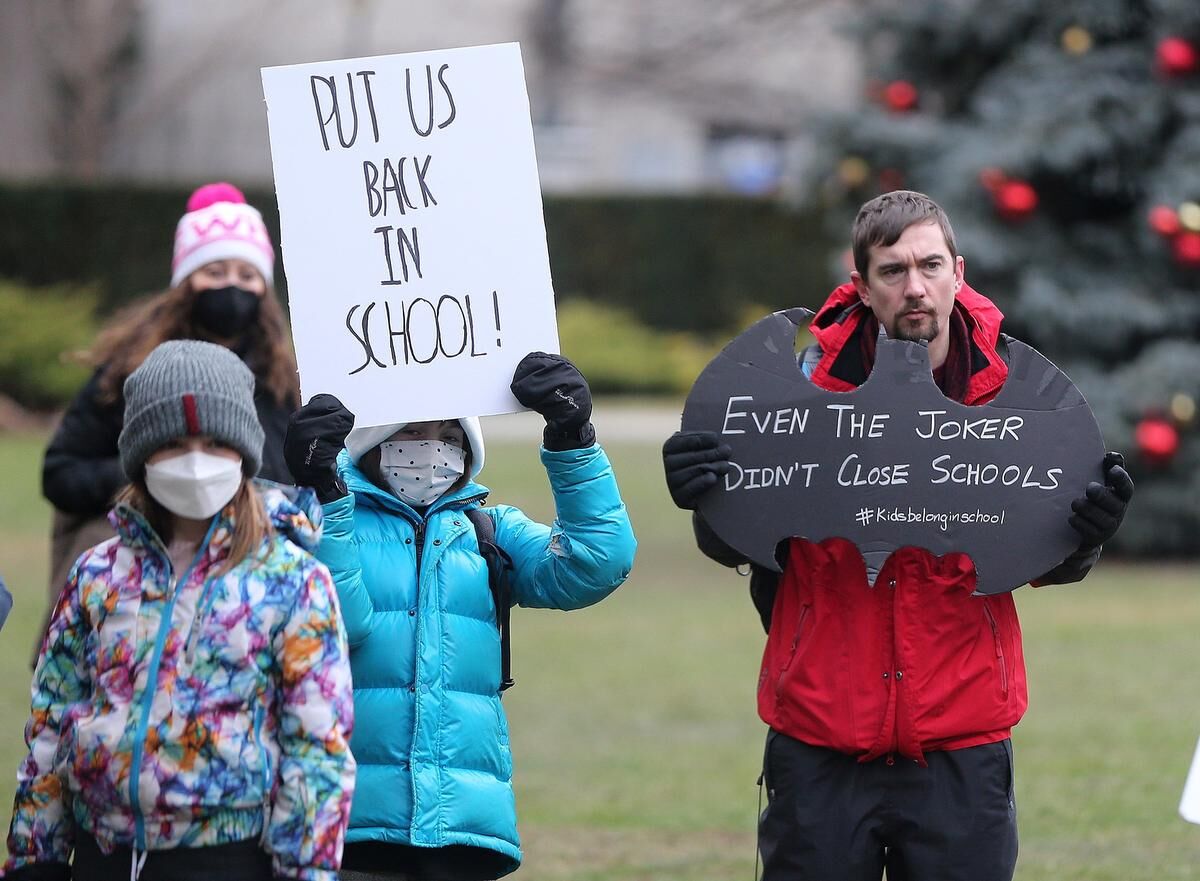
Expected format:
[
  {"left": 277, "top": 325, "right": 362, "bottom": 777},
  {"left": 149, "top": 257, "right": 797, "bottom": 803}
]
[
  {"left": 543, "top": 195, "right": 837, "bottom": 333},
  {"left": 556, "top": 299, "right": 721, "bottom": 395},
  {"left": 0, "top": 280, "right": 99, "bottom": 409},
  {"left": 0, "top": 183, "right": 838, "bottom": 332},
  {"left": 1, "top": 282, "right": 723, "bottom": 408},
  {"left": 0, "top": 184, "right": 247, "bottom": 313}
]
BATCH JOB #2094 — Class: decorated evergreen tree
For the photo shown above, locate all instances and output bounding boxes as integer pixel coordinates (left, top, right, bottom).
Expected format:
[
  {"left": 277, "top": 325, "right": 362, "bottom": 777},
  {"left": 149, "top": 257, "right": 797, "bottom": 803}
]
[{"left": 814, "top": 0, "right": 1200, "bottom": 556}]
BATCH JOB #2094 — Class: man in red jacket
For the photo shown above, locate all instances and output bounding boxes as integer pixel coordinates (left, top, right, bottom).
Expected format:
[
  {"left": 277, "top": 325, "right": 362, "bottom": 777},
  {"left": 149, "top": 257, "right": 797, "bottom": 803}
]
[{"left": 663, "top": 191, "right": 1133, "bottom": 881}]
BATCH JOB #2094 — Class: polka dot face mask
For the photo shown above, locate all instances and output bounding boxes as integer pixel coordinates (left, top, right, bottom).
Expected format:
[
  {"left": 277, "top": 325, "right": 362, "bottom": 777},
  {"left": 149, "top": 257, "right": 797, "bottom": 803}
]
[{"left": 378, "top": 440, "right": 467, "bottom": 507}]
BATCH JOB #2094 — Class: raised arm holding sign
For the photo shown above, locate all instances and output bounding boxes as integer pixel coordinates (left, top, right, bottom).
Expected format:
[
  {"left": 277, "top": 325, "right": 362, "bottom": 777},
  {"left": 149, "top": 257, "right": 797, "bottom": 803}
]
[{"left": 662, "top": 190, "right": 1133, "bottom": 881}]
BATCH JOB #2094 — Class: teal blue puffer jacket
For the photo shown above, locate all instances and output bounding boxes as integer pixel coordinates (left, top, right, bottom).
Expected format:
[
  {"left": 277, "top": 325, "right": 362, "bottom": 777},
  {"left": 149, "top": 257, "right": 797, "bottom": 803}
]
[{"left": 316, "top": 442, "right": 636, "bottom": 876}]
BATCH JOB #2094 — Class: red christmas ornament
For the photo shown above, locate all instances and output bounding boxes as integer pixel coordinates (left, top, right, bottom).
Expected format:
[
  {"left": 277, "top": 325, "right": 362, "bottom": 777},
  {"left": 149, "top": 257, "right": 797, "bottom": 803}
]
[
  {"left": 1135, "top": 416, "right": 1180, "bottom": 465},
  {"left": 1148, "top": 204, "right": 1181, "bottom": 237},
  {"left": 1172, "top": 230, "right": 1200, "bottom": 267},
  {"left": 883, "top": 80, "right": 919, "bottom": 112},
  {"left": 994, "top": 179, "right": 1038, "bottom": 221},
  {"left": 1157, "top": 37, "right": 1198, "bottom": 77}
]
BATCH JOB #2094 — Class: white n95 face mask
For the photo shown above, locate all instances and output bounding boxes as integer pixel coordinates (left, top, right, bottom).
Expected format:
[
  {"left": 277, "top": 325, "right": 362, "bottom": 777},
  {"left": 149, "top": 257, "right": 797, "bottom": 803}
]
[
  {"left": 144, "top": 450, "right": 244, "bottom": 520},
  {"left": 379, "top": 440, "right": 466, "bottom": 507}
]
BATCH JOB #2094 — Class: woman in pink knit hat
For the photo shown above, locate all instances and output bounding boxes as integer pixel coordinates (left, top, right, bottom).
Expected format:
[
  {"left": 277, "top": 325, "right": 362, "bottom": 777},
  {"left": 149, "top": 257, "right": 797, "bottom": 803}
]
[{"left": 35, "top": 183, "right": 301, "bottom": 657}]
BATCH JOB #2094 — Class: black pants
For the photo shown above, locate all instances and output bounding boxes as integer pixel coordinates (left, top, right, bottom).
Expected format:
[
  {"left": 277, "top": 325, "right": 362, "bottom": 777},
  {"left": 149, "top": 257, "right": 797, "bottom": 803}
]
[
  {"left": 759, "top": 730, "right": 1018, "bottom": 881},
  {"left": 72, "top": 829, "right": 272, "bottom": 881},
  {"left": 339, "top": 842, "right": 512, "bottom": 881}
]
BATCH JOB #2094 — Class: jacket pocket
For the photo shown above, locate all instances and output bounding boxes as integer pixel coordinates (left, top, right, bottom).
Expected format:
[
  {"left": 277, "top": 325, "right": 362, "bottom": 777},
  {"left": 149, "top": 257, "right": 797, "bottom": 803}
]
[
  {"left": 272, "top": 763, "right": 316, "bottom": 867},
  {"left": 64, "top": 709, "right": 125, "bottom": 818},
  {"left": 983, "top": 602, "right": 1009, "bottom": 698},
  {"left": 774, "top": 604, "right": 811, "bottom": 696}
]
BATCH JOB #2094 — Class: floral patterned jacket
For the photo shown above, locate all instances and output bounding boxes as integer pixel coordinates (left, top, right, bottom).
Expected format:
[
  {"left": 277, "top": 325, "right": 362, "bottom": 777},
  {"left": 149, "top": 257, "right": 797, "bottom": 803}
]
[{"left": 4, "top": 484, "right": 355, "bottom": 881}]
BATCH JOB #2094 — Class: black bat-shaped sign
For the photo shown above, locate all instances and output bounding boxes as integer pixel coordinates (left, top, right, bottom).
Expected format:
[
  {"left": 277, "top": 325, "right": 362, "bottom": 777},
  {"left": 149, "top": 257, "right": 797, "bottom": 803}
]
[{"left": 681, "top": 308, "right": 1105, "bottom": 595}]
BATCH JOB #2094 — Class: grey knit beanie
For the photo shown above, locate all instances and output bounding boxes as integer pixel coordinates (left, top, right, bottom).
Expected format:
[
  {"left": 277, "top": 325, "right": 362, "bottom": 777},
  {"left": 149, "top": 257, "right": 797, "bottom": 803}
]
[{"left": 118, "top": 340, "right": 264, "bottom": 479}]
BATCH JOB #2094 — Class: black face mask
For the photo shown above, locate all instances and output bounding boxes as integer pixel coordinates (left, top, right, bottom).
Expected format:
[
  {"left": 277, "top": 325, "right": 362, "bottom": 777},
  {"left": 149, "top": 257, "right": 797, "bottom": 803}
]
[{"left": 191, "top": 286, "right": 261, "bottom": 340}]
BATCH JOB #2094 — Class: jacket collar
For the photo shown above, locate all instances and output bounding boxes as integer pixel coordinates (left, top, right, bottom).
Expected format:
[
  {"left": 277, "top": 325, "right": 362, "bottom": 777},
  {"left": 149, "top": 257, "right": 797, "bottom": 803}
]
[
  {"left": 108, "top": 501, "right": 226, "bottom": 569},
  {"left": 107, "top": 481, "right": 324, "bottom": 562},
  {"left": 807, "top": 281, "right": 1008, "bottom": 404}
]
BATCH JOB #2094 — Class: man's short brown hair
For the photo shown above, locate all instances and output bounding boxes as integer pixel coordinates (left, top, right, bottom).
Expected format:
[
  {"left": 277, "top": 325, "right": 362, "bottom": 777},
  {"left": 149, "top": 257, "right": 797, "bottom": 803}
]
[{"left": 852, "top": 190, "right": 958, "bottom": 276}]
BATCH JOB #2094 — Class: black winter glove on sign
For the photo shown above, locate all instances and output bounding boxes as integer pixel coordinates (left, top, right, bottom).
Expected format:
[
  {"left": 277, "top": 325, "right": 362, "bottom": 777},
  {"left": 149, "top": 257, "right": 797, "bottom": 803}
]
[
  {"left": 662, "top": 431, "right": 733, "bottom": 510},
  {"left": 1035, "top": 452, "right": 1134, "bottom": 586},
  {"left": 284, "top": 393, "right": 355, "bottom": 503},
  {"left": 1069, "top": 451, "right": 1134, "bottom": 549},
  {"left": 511, "top": 352, "right": 596, "bottom": 450}
]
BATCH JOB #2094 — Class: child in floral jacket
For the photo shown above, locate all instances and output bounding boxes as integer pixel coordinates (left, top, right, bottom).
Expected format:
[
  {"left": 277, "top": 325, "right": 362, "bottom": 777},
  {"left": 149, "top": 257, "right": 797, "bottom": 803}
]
[{"left": 4, "top": 340, "right": 355, "bottom": 881}]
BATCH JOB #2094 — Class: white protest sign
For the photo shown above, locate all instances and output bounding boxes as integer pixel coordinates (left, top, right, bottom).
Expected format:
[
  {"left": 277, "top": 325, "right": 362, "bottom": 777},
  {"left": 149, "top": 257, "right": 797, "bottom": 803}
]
[
  {"left": 1181, "top": 735, "right": 1200, "bottom": 824},
  {"left": 261, "top": 42, "right": 559, "bottom": 427}
]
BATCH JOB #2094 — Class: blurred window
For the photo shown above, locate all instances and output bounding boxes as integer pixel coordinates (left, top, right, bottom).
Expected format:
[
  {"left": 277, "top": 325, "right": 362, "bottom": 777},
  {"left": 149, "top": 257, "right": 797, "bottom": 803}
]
[{"left": 705, "top": 124, "right": 785, "bottom": 195}]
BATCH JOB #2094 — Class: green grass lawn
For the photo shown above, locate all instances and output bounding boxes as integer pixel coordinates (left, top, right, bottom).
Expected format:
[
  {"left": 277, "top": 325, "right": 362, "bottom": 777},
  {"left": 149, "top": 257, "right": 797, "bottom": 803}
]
[{"left": 2, "top": 427, "right": 1199, "bottom": 879}]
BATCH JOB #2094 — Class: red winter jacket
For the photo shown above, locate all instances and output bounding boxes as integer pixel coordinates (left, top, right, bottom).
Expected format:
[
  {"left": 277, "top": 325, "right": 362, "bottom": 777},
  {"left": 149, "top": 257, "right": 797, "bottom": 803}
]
[{"left": 756, "top": 282, "right": 1027, "bottom": 764}]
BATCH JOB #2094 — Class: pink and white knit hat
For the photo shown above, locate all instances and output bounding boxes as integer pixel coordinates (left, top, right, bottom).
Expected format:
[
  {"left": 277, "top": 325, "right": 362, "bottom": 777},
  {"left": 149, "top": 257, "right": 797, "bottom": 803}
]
[{"left": 170, "top": 182, "right": 275, "bottom": 287}]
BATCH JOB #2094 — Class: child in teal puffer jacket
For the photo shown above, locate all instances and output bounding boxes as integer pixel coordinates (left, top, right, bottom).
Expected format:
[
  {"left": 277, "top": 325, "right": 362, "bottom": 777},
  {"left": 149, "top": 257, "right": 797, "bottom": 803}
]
[{"left": 284, "top": 352, "right": 637, "bottom": 881}]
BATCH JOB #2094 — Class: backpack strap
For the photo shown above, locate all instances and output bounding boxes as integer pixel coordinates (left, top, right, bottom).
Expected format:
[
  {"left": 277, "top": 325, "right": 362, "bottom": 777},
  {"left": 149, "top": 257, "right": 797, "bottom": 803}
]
[{"left": 466, "top": 507, "right": 515, "bottom": 693}]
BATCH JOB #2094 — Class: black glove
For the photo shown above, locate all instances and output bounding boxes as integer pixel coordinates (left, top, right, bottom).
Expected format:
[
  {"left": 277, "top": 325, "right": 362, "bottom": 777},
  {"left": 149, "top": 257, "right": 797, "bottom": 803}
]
[
  {"left": 510, "top": 352, "right": 595, "bottom": 450},
  {"left": 1068, "top": 451, "right": 1134, "bottom": 549},
  {"left": 284, "top": 394, "right": 355, "bottom": 503},
  {"left": 663, "top": 431, "right": 733, "bottom": 510},
  {"left": 1034, "top": 543, "right": 1101, "bottom": 586}
]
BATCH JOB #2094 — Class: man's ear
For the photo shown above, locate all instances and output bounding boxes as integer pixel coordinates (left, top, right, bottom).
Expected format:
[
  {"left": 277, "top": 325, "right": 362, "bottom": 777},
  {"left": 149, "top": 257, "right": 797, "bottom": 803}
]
[
  {"left": 851, "top": 270, "right": 870, "bottom": 307},
  {"left": 954, "top": 255, "right": 965, "bottom": 292}
]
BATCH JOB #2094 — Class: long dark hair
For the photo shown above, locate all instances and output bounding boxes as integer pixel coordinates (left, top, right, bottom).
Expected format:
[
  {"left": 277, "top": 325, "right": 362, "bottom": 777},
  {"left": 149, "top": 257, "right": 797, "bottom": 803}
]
[{"left": 84, "top": 278, "right": 299, "bottom": 408}]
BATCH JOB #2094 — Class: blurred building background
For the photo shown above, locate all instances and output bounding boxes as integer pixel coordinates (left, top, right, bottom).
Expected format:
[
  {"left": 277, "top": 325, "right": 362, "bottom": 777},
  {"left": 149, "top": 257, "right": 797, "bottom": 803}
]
[
  {"left": 0, "top": 0, "right": 858, "bottom": 194},
  {"left": 0, "top": 0, "right": 855, "bottom": 419}
]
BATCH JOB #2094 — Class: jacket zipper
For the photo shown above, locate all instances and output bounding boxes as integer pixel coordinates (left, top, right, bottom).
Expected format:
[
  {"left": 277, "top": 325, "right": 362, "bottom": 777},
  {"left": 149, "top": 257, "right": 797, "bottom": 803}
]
[
  {"left": 255, "top": 702, "right": 272, "bottom": 845},
  {"left": 129, "top": 519, "right": 218, "bottom": 850},
  {"left": 775, "top": 605, "right": 811, "bottom": 698},
  {"left": 409, "top": 492, "right": 488, "bottom": 585},
  {"left": 413, "top": 519, "right": 426, "bottom": 575},
  {"left": 405, "top": 493, "right": 485, "bottom": 839},
  {"left": 184, "top": 580, "right": 222, "bottom": 665},
  {"left": 983, "top": 603, "right": 1009, "bottom": 696},
  {"left": 884, "top": 573, "right": 901, "bottom": 757}
]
